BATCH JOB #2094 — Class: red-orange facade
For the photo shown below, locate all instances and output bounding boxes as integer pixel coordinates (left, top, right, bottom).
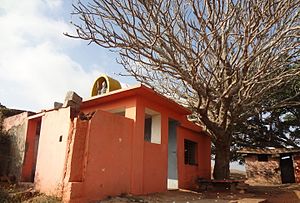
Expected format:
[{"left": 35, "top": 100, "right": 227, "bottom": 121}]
[{"left": 17, "top": 84, "right": 211, "bottom": 202}]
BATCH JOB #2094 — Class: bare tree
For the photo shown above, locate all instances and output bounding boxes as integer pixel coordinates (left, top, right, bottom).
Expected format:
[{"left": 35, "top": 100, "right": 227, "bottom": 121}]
[{"left": 66, "top": 0, "right": 300, "bottom": 179}]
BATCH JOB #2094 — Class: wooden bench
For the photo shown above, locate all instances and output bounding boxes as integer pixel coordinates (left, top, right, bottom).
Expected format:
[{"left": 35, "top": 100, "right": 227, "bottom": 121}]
[{"left": 197, "top": 178, "right": 246, "bottom": 191}]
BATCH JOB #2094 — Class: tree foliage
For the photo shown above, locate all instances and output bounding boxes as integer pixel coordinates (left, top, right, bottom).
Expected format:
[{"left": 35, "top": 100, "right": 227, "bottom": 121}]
[
  {"left": 67, "top": 0, "right": 300, "bottom": 179},
  {"left": 232, "top": 79, "right": 300, "bottom": 161}
]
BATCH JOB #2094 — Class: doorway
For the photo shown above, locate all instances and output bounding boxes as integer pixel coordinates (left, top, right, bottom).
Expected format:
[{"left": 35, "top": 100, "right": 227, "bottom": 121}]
[
  {"left": 168, "top": 119, "right": 178, "bottom": 189},
  {"left": 21, "top": 117, "right": 42, "bottom": 182},
  {"left": 280, "top": 154, "right": 295, "bottom": 184},
  {"left": 31, "top": 119, "right": 41, "bottom": 182}
]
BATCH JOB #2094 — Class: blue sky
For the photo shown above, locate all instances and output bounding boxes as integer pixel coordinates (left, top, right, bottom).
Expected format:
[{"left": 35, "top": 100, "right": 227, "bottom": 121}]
[
  {"left": 0, "top": 0, "right": 136, "bottom": 112},
  {"left": 0, "top": 0, "right": 245, "bottom": 170}
]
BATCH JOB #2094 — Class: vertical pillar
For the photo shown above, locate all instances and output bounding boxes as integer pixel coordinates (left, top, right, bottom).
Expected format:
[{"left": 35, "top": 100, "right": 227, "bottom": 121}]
[{"left": 125, "top": 98, "right": 145, "bottom": 194}]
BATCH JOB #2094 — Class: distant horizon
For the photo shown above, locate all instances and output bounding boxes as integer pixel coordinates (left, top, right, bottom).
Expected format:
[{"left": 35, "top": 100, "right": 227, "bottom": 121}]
[{"left": 211, "top": 161, "right": 246, "bottom": 172}]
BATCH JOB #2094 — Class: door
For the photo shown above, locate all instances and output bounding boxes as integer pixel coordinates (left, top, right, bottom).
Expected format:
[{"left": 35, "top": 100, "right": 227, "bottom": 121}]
[
  {"left": 280, "top": 154, "right": 295, "bottom": 184},
  {"left": 168, "top": 119, "right": 178, "bottom": 189}
]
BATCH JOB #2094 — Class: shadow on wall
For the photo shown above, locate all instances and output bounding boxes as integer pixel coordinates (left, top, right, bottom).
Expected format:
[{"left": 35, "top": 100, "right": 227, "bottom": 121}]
[
  {"left": 0, "top": 106, "right": 32, "bottom": 182},
  {"left": 9, "top": 125, "right": 27, "bottom": 181},
  {"left": 0, "top": 131, "right": 11, "bottom": 180},
  {"left": 0, "top": 127, "right": 27, "bottom": 182},
  {"left": 0, "top": 124, "right": 27, "bottom": 182}
]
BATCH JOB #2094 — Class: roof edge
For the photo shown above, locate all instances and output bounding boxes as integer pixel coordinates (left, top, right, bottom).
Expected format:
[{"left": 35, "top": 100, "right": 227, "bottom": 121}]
[{"left": 82, "top": 84, "right": 191, "bottom": 115}]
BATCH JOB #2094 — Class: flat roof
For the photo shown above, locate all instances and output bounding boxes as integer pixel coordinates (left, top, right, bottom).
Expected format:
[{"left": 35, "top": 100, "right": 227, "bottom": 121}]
[
  {"left": 81, "top": 84, "right": 191, "bottom": 115},
  {"left": 238, "top": 147, "right": 300, "bottom": 155}
]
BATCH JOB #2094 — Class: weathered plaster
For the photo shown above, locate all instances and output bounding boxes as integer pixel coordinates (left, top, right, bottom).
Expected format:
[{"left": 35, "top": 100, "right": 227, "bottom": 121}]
[
  {"left": 293, "top": 155, "right": 300, "bottom": 183},
  {"left": 1, "top": 112, "right": 29, "bottom": 181}
]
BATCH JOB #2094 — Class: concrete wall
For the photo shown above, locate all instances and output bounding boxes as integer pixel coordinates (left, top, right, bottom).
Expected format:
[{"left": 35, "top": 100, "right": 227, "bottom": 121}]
[
  {"left": 34, "top": 108, "right": 71, "bottom": 196},
  {"left": 245, "top": 155, "right": 281, "bottom": 184},
  {"left": 82, "top": 97, "right": 136, "bottom": 114},
  {"left": 1, "top": 87, "right": 210, "bottom": 202},
  {"left": 142, "top": 109, "right": 168, "bottom": 194},
  {"left": 28, "top": 87, "right": 211, "bottom": 201},
  {"left": 81, "top": 93, "right": 211, "bottom": 196},
  {"left": 1, "top": 112, "right": 29, "bottom": 180},
  {"left": 137, "top": 95, "right": 211, "bottom": 194},
  {"left": 177, "top": 126, "right": 211, "bottom": 190},
  {"left": 63, "top": 110, "right": 134, "bottom": 202},
  {"left": 143, "top": 141, "right": 168, "bottom": 193},
  {"left": 142, "top": 116, "right": 211, "bottom": 193}
]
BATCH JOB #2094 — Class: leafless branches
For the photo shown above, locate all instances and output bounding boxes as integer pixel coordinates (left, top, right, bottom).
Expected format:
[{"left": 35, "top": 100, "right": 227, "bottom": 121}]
[{"left": 67, "top": 0, "right": 300, "bottom": 179}]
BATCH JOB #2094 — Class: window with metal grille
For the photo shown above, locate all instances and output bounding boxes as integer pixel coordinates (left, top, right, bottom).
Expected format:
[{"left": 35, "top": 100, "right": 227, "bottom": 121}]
[{"left": 184, "top": 139, "right": 197, "bottom": 165}]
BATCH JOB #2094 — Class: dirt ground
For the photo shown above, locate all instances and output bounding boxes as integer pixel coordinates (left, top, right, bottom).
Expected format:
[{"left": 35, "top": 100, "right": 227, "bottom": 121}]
[
  {"left": 101, "top": 184, "right": 300, "bottom": 203},
  {"left": 1, "top": 182, "right": 300, "bottom": 203},
  {"left": 0, "top": 183, "right": 60, "bottom": 203}
]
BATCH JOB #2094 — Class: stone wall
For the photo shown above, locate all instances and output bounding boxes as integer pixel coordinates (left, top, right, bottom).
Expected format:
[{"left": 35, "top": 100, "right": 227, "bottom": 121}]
[
  {"left": 0, "top": 131, "right": 10, "bottom": 178},
  {"left": 245, "top": 155, "right": 281, "bottom": 184},
  {"left": 293, "top": 154, "right": 300, "bottom": 183},
  {"left": 1, "top": 112, "right": 29, "bottom": 181}
]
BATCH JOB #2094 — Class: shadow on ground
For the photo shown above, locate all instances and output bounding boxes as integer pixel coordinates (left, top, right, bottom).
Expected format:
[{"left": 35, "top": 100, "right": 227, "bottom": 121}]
[{"left": 1, "top": 182, "right": 300, "bottom": 203}]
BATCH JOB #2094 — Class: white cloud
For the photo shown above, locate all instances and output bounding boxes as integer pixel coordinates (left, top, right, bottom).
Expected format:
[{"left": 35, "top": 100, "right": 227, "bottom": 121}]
[{"left": 0, "top": 0, "right": 102, "bottom": 111}]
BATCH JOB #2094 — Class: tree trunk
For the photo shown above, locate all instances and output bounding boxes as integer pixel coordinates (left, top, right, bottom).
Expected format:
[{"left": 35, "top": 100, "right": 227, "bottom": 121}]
[{"left": 213, "top": 139, "right": 231, "bottom": 180}]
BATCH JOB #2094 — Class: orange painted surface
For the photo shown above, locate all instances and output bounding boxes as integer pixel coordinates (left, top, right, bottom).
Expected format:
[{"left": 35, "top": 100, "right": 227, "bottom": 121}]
[
  {"left": 20, "top": 84, "right": 211, "bottom": 202},
  {"left": 177, "top": 127, "right": 211, "bottom": 190},
  {"left": 141, "top": 101, "right": 168, "bottom": 194},
  {"left": 82, "top": 84, "right": 190, "bottom": 115},
  {"left": 21, "top": 117, "right": 41, "bottom": 182},
  {"left": 136, "top": 94, "right": 210, "bottom": 194},
  {"left": 34, "top": 107, "right": 71, "bottom": 196},
  {"left": 143, "top": 141, "right": 168, "bottom": 193},
  {"left": 129, "top": 97, "right": 145, "bottom": 194},
  {"left": 63, "top": 110, "right": 134, "bottom": 202},
  {"left": 67, "top": 119, "right": 88, "bottom": 182},
  {"left": 80, "top": 87, "right": 211, "bottom": 196},
  {"left": 82, "top": 96, "right": 136, "bottom": 114},
  {"left": 83, "top": 110, "right": 133, "bottom": 201}
]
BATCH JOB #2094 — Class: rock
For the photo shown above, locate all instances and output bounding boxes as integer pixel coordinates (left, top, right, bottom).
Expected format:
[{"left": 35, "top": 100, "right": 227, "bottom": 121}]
[
  {"left": 54, "top": 102, "right": 63, "bottom": 109},
  {"left": 63, "top": 91, "right": 82, "bottom": 106},
  {"left": 63, "top": 91, "right": 82, "bottom": 117}
]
